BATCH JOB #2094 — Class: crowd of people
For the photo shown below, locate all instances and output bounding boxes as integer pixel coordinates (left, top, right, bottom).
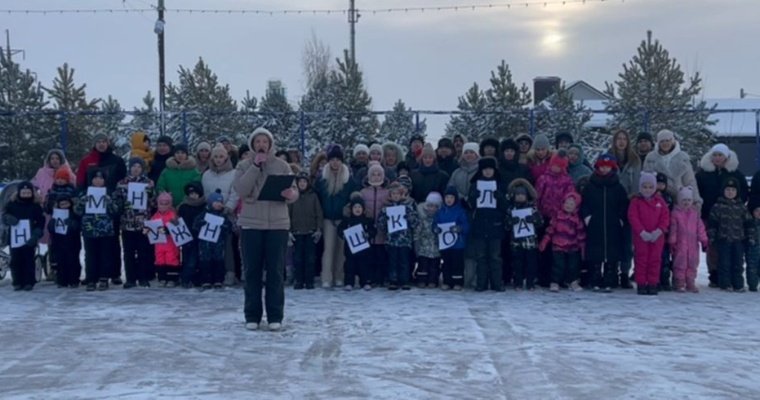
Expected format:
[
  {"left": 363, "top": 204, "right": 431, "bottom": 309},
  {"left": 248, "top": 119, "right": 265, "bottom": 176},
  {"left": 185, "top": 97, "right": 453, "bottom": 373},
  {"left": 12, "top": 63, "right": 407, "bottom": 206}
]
[{"left": 3, "top": 126, "right": 760, "bottom": 330}]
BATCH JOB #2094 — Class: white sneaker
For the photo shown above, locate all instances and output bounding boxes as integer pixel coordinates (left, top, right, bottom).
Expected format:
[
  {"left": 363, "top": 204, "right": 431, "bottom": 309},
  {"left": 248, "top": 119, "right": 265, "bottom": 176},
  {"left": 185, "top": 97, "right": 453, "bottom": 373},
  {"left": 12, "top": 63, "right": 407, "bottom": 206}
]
[
  {"left": 335, "top": 281, "right": 344, "bottom": 287},
  {"left": 363, "top": 284, "right": 372, "bottom": 291},
  {"left": 344, "top": 284, "right": 353, "bottom": 291},
  {"left": 322, "top": 282, "right": 332, "bottom": 289},
  {"left": 570, "top": 281, "right": 583, "bottom": 292},
  {"left": 549, "top": 283, "right": 560, "bottom": 292},
  {"left": 268, "top": 322, "right": 282, "bottom": 331},
  {"left": 245, "top": 322, "right": 259, "bottom": 331}
]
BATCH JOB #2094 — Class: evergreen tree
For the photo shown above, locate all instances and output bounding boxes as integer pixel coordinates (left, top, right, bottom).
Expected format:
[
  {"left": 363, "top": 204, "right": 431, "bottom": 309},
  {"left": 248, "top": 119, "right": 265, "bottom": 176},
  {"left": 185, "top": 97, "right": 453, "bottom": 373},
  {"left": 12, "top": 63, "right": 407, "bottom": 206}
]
[
  {"left": 445, "top": 82, "right": 489, "bottom": 141},
  {"left": 43, "top": 63, "right": 100, "bottom": 165},
  {"left": 256, "top": 80, "right": 298, "bottom": 151},
  {"left": 129, "top": 91, "right": 161, "bottom": 140},
  {"left": 484, "top": 60, "right": 532, "bottom": 139},
  {"left": 604, "top": 30, "right": 715, "bottom": 159},
  {"left": 97, "top": 95, "right": 131, "bottom": 156},
  {"left": 165, "top": 58, "right": 241, "bottom": 149},
  {"left": 298, "top": 34, "right": 334, "bottom": 159},
  {"left": 379, "top": 99, "right": 427, "bottom": 145},
  {"left": 0, "top": 50, "right": 55, "bottom": 179}
]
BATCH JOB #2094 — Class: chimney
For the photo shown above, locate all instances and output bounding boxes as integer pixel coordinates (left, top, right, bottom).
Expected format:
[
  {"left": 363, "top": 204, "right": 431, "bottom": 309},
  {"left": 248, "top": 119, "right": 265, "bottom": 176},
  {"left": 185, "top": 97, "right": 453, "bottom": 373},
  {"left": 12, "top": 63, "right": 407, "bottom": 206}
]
[{"left": 533, "top": 76, "right": 561, "bottom": 105}]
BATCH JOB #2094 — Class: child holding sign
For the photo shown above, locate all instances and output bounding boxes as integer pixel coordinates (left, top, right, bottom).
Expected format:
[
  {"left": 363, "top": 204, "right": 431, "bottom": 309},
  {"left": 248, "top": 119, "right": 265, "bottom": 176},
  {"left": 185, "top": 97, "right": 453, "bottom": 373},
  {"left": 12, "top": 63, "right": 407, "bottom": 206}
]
[
  {"left": 434, "top": 186, "right": 469, "bottom": 290},
  {"left": 149, "top": 192, "right": 180, "bottom": 287},
  {"left": 114, "top": 158, "right": 155, "bottom": 289},
  {"left": 337, "top": 193, "right": 376, "bottom": 290},
  {"left": 192, "top": 190, "right": 232, "bottom": 290},
  {"left": 2, "top": 181, "right": 45, "bottom": 291},
  {"left": 539, "top": 192, "right": 585, "bottom": 292},
  {"left": 177, "top": 182, "right": 206, "bottom": 288},
  {"left": 377, "top": 182, "right": 419, "bottom": 290},
  {"left": 75, "top": 170, "right": 119, "bottom": 291},
  {"left": 506, "top": 178, "right": 543, "bottom": 291},
  {"left": 47, "top": 194, "right": 81, "bottom": 288},
  {"left": 415, "top": 192, "right": 443, "bottom": 288}
]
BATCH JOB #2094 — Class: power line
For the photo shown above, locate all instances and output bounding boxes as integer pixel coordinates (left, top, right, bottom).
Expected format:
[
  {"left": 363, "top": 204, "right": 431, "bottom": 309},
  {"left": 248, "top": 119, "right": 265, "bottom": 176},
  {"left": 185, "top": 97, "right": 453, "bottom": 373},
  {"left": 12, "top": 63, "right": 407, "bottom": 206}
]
[{"left": 0, "top": 0, "right": 630, "bottom": 16}]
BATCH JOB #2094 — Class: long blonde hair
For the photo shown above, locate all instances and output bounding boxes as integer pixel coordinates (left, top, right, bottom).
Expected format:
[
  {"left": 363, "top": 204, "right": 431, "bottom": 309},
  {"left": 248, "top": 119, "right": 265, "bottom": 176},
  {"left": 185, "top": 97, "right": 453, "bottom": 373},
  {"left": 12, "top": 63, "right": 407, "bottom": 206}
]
[{"left": 609, "top": 129, "right": 641, "bottom": 168}]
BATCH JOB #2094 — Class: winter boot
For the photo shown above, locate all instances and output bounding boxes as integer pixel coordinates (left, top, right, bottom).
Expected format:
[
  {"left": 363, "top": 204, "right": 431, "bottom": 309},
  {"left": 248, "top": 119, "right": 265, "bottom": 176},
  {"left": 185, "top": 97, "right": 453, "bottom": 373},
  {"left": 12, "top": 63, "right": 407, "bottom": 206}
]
[
  {"left": 86, "top": 282, "right": 97, "bottom": 291},
  {"left": 111, "top": 278, "right": 123, "bottom": 285},
  {"left": 619, "top": 274, "right": 633, "bottom": 289},
  {"left": 570, "top": 280, "right": 583, "bottom": 292},
  {"left": 97, "top": 280, "right": 109, "bottom": 291},
  {"left": 123, "top": 281, "right": 137, "bottom": 289},
  {"left": 549, "top": 283, "right": 560, "bottom": 292},
  {"left": 647, "top": 285, "right": 658, "bottom": 296},
  {"left": 637, "top": 285, "right": 647, "bottom": 295}
]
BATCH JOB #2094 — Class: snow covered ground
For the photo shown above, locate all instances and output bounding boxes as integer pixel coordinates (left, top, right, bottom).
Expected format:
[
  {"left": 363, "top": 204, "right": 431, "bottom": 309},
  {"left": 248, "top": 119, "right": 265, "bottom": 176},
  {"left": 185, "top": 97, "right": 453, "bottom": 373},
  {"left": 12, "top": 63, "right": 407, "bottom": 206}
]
[{"left": 1, "top": 262, "right": 759, "bottom": 400}]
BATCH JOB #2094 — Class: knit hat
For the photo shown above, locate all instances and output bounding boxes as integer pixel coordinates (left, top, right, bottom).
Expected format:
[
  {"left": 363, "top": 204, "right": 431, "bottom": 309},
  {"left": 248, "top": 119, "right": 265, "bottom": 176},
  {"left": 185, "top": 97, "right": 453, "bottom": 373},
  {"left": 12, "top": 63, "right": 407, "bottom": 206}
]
[
  {"left": 54, "top": 168, "right": 71, "bottom": 182},
  {"left": 92, "top": 133, "right": 108, "bottom": 145},
  {"left": 211, "top": 143, "right": 228, "bottom": 158},
  {"left": 184, "top": 181, "right": 204, "bottom": 197},
  {"left": 327, "top": 144, "right": 344, "bottom": 161},
  {"left": 678, "top": 186, "right": 694, "bottom": 202},
  {"left": 656, "top": 129, "right": 675, "bottom": 143},
  {"left": 369, "top": 143, "right": 383, "bottom": 156},
  {"left": 532, "top": 134, "right": 550, "bottom": 150},
  {"left": 639, "top": 172, "right": 657, "bottom": 192},
  {"left": 555, "top": 132, "right": 574, "bottom": 147},
  {"left": 479, "top": 137, "right": 500, "bottom": 156},
  {"left": 421, "top": 143, "right": 436, "bottom": 159},
  {"left": 207, "top": 189, "right": 224, "bottom": 207},
  {"left": 636, "top": 131, "right": 654, "bottom": 144},
  {"left": 367, "top": 162, "right": 386, "bottom": 186},
  {"left": 549, "top": 151, "right": 569, "bottom": 171},
  {"left": 462, "top": 142, "right": 479, "bottom": 155},
  {"left": 157, "top": 135, "right": 174, "bottom": 147},
  {"left": 173, "top": 143, "right": 189, "bottom": 155},
  {"left": 425, "top": 191, "right": 443, "bottom": 207},
  {"left": 349, "top": 192, "right": 365, "bottom": 208},
  {"left": 128, "top": 157, "right": 146, "bottom": 171},
  {"left": 656, "top": 172, "right": 668, "bottom": 185},
  {"left": 437, "top": 137, "right": 454, "bottom": 151},
  {"left": 595, "top": 153, "right": 618, "bottom": 170},
  {"left": 195, "top": 141, "right": 212, "bottom": 153},
  {"left": 353, "top": 144, "right": 369, "bottom": 157},
  {"left": 478, "top": 156, "right": 498, "bottom": 173},
  {"left": 90, "top": 169, "right": 106, "bottom": 183},
  {"left": 157, "top": 191, "right": 173, "bottom": 206},
  {"left": 723, "top": 177, "right": 740, "bottom": 191},
  {"left": 500, "top": 138, "right": 519, "bottom": 154},
  {"left": 397, "top": 175, "right": 413, "bottom": 193},
  {"left": 710, "top": 143, "right": 730, "bottom": 158},
  {"left": 444, "top": 186, "right": 459, "bottom": 199}
]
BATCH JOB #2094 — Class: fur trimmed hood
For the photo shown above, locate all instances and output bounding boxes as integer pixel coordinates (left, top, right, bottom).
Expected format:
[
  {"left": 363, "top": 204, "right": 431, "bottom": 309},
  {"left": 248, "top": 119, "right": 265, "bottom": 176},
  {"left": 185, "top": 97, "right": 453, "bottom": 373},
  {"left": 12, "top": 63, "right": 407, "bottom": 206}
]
[
  {"left": 321, "top": 162, "right": 351, "bottom": 196},
  {"left": 382, "top": 142, "right": 405, "bottom": 168},
  {"left": 166, "top": 156, "right": 198, "bottom": 170},
  {"left": 699, "top": 149, "right": 739, "bottom": 173},
  {"left": 248, "top": 127, "right": 276, "bottom": 156},
  {"left": 508, "top": 178, "right": 538, "bottom": 202}
]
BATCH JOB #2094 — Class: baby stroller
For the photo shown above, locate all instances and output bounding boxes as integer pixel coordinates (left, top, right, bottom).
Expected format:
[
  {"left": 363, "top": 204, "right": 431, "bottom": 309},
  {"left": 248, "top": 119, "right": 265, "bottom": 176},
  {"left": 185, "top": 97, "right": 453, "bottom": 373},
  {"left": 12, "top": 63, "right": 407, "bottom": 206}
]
[{"left": 0, "top": 181, "right": 51, "bottom": 283}]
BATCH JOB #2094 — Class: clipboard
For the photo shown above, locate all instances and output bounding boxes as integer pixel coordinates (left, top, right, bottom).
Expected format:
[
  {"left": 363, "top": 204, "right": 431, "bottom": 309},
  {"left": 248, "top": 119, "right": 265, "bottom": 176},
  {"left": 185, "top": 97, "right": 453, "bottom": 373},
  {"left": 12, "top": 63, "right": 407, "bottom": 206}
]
[{"left": 257, "top": 175, "right": 296, "bottom": 201}]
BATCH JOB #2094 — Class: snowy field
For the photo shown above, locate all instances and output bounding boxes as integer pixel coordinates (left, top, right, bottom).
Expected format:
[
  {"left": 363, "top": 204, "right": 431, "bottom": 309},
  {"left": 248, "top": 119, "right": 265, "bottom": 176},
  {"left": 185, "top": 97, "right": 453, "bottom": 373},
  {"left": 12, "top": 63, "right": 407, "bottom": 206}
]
[{"left": 1, "top": 261, "right": 759, "bottom": 400}]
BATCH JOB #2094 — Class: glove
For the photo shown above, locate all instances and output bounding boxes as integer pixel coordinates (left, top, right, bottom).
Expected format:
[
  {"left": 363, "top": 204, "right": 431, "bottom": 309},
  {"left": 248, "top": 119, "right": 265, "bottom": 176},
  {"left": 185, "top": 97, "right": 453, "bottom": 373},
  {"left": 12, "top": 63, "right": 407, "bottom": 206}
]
[
  {"left": 584, "top": 216, "right": 591, "bottom": 226},
  {"left": 311, "top": 230, "right": 322, "bottom": 243},
  {"left": 432, "top": 226, "right": 443, "bottom": 235},
  {"left": 2, "top": 214, "right": 19, "bottom": 226},
  {"left": 651, "top": 229, "right": 663, "bottom": 241},
  {"left": 26, "top": 228, "right": 42, "bottom": 248},
  {"left": 640, "top": 231, "right": 653, "bottom": 242},
  {"left": 450, "top": 225, "right": 462, "bottom": 234}
]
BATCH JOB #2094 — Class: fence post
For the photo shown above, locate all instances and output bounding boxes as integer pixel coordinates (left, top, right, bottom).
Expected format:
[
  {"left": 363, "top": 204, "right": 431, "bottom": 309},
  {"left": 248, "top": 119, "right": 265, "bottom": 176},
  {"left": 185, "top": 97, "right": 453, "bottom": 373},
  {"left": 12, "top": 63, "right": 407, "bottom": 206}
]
[
  {"left": 755, "top": 110, "right": 760, "bottom": 170},
  {"left": 181, "top": 111, "right": 188, "bottom": 144},
  {"left": 300, "top": 111, "right": 306, "bottom": 166},
  {"left": 529, "top": 109, "right": 535, "bottom": 136},
  {"left": 59, "top": 112, "right": 68, "bottom": 153},
  {"left": 414, "top": 111, "right": 420, "bottom": 133}
]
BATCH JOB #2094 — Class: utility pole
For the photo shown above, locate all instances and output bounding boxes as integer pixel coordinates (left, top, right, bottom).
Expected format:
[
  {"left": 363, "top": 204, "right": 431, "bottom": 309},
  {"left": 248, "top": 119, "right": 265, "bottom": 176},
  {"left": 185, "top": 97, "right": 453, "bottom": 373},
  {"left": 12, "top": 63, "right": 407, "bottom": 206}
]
[
  {"left": 156, "top": 0, "right": 166, "bottom": 136},
  {"left": 348, "top": 0, "right": 359, "bottom": 63}
]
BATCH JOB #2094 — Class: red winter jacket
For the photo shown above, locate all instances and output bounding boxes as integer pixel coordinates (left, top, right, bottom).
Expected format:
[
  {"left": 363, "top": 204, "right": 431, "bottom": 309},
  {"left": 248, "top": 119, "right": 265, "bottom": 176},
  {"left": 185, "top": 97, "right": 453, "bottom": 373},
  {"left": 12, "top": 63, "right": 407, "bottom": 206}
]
[
  {"left": 536, "top": 170, "right": 576, "bottom": 220},
  {"left": 628, "top": 194, "right": 670, "bottom": 239},
  {"left": 540, "top": 209, "right": 586, "bottom": 254},
  {"left": 151, "top": 209, "right": 180, "bottom": 267},
  {"left": 76, "top": 149, "right": 101, "bottom": 189}
]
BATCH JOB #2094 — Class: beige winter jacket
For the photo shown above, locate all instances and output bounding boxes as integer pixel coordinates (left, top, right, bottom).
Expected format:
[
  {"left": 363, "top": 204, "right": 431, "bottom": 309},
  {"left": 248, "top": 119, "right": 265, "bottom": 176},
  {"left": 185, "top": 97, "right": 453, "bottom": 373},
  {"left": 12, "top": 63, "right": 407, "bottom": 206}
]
[{"left": 233, "top": 128, "right": 298, "bottom": 231}]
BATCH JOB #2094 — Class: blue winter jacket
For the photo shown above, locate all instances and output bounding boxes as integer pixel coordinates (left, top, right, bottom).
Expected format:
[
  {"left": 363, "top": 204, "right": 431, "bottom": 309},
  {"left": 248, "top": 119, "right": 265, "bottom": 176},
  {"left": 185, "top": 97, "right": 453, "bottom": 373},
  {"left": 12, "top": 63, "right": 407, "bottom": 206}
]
[{"left": 434, "top": 197, "right": 470, "bottom": 250}]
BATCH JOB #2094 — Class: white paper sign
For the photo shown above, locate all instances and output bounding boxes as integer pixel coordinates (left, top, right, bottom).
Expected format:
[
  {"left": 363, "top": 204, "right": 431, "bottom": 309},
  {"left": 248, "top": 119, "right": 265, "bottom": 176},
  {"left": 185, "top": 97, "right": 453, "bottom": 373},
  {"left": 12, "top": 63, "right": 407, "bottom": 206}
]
[
  {"left": 199, "top": 213, "right": 224, "bottom": 243},
  {"left": 511, "top": 208, "right": 535, "bottom": 239},
  {"left": 386, "top": 205, "right": 407, "bottom": 234},
  {"left": 10, "top": 219, "right": 31, "bottom": 249},
  {"left": 85, "top": 187, "right": 107, "bottom": 214},
  {"left": 476, "top": 180, "right": 497, "bottom": 209},
  {"left": 127, "top": 182, "right": 149, "bottom": 211},
  {"left": 53, "top": 208, "right": 69, "bottom": 235},
  {"left": 437, "top": 222, "right": 458, "bottom": 251},
  {"left": 343, "top": 224, "right": 370, "bottom": 254},
  {"left": 144, "top": 219, "right": 167, "bottom": 244},
  {"left": 166, "top": 217, "right": 193, "bottom": 247}
]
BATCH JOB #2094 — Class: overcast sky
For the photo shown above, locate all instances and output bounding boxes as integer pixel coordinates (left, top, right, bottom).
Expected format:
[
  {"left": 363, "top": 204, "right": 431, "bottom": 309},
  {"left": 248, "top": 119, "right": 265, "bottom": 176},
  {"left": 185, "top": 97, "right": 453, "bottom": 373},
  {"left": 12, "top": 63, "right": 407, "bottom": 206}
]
[{"left": 2, "top": 0, "right": 759, "bottom": 143}]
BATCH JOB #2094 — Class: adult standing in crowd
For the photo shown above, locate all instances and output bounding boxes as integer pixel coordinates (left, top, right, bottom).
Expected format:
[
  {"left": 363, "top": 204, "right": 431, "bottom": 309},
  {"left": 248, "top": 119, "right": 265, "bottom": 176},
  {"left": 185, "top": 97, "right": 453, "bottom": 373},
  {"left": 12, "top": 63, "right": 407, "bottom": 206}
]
[
  {"left": 643, "top": 129, "right": 701, "bottom": 205},
  {"left": 608, "top": 129, "right": 642, "bottom": 288},
  {"left": 149, "top": 135, "right": 174, "bottom": 184},
  {"left": 195, "top": 141, "right": 212, "bottom": 175},
  {"left": 452, "top": 134, "right": 466, "bottom": 159},
  {"left": 527, "top": 133, "right": 553, "bottom": 182},
  {"left": 202, "top": 144, "right": 241, "bottom": 286},
  {"left": 350, "top": 144, "right": 369, "bottom": 177},
  {"left": 567, "top": 144, "right": 593, "bottom": 184},
  {"left": 436, "top": 137, "right": 459, "bottom": 176},
  {"left": 157, "top": 144, "right": 201, "bottom": 207},
  {"left": 479, "top": 137, "right": 499, "bottom": 159},
  {"left": 635, "top": 132, "right": 655, "bottom": 164},
  {"left": 696, "top": 143, "right": 747, "bottom": 287},
  {"left": 33, "top": 149, "right": 75, "bottom": 199},
  {"left": 555, "top": 132, "right": 574, "bottom": 151},
  {"left": 410, "top": 143, "right": 450, "bottom": 204},
  {"left": 514, "top": 133, "right": 533, "bottom": 165},
  {"left": 405, "top": 135, "right": 425, "bottom": 170},
  {"left": 234, "top": 127, "right": 298, "bottom": 332},
  {"left": 316, "top": 145, "right": 354, "bottom": 288},
  {"left": 217, "top": 136, "right": 239, "bottom": 168},
  {"left": 382, "top": 142, "right": 404, "bottom": 182}
]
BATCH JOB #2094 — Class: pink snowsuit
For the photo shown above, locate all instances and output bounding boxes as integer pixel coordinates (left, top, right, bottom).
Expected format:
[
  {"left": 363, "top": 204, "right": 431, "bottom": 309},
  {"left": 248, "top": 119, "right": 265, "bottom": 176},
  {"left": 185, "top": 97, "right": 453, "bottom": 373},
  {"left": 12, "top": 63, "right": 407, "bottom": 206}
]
[
  {"left": 536, "top": 171, "right": 576, "bottom": 221},
  {"left": 668, "top": 205, "right": 708, "bottom": 291},
  {"left": 628, "top": 193, "right": 670, "bottom": 287},
  {"left": 151, "top": 209, "right": 180, "bottom": 267}
]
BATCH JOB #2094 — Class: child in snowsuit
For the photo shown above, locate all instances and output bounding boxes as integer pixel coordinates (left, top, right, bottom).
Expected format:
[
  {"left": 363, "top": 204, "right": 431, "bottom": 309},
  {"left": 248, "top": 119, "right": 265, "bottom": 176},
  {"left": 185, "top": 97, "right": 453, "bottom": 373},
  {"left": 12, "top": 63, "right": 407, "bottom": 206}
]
[
  {"left": 193, "top": 189, "right": 232, "bottom": 289},
  {"left": 434, "top": 186, "right": 470, "bottom": 290},
  {"left": 745, "top": 200, "right": 760, "bottom": 292},
  {"left": 2, "top": 181, "right": 45, "bottom": 290},
  {"left": 377, "top": 181, "right": 419, "bottom": 290},
  {"left": 581, "top": 154, "right": 629, "bottom": 292},
  {"left": 150, "top": 192, "right": 180, "bottom": 287},
  {"left": 289, "top": 171, "right": 324, "bottom": 289},
  {"left": 113, "top": 157, "right": 155, "bottom": 288},
  {"left": 337, "top": 193, "right": 376, "bottom": 290},
  {"left": 656, "top": 172, "right": 675, "bottom": 290},
  {"left": 469, "top": 157, "right": 508, "bottom": 292},
  {"left": 75, "top": 170, "right": 119, "bottom": 291},
  {"left": 628, "top": 172, "right": 670, "bottom": 295},
  {"left": 415, "top": 192, "right": 442, "bottom": 288},
  {"left": 177, "top": 182, "right": 205, "bottom": 288},
  {"left": 360, "top": 161, "right": 390, "bottom": 286},
  {"left": 47, "top": 194, "right": 81, "bottom": 288},
  {"left": 708, "top": 177, "right": 755, "bottom": 292},
  {"left": 44, "top": 168, "right": 79, "bottom": 277},
  {"left": 539, "top": 191, "right": 585, "bottom": 292},
  {"left": 506, "top": 178, "right": 543, "bottom": 290},
  {"left": 668, "top": 186, "right": 708, "bottom": 293}
]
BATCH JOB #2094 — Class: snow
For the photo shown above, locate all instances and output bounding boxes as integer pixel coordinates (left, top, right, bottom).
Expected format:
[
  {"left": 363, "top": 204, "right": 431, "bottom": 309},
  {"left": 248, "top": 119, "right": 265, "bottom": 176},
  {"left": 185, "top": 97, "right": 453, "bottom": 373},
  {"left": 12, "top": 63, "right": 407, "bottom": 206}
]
[{"left": 1, "top": 261, "right": 759, "bottom": 399}]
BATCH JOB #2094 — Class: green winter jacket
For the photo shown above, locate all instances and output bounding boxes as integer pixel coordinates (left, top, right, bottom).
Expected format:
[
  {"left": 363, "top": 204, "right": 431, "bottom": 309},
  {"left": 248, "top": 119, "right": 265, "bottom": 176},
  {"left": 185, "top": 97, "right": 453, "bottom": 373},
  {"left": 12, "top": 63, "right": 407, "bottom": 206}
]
[{"left": 157, "top": 156, "right": 201, "bottom": 207}]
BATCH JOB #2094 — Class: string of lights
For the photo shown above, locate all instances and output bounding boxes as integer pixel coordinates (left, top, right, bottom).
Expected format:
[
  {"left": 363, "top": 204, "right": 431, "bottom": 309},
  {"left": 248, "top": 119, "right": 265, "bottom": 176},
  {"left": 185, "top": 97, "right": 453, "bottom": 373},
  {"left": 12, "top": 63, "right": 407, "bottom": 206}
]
[{"left": 0, "top": 0, "right": 627, "bottom": 16}]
